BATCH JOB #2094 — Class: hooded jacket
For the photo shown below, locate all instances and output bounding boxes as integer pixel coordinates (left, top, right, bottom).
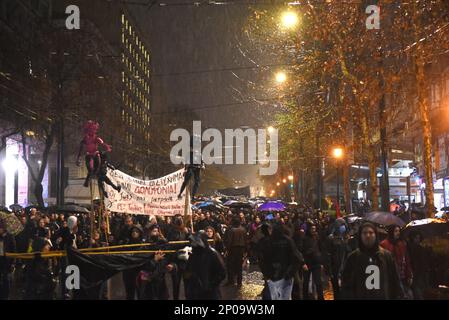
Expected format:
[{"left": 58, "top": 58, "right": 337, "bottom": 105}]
[
  {"left": 185, "top": 233, "right": 226, "bottom": 299},
  {"left": 340, "top": 222, "right": 402, "bottom": 300},
  {"left": 380, "top": 228, "right": 413, "bottom": 282},
  {"left": 261, "top": 224, "right": 304, "bottom": 281}
]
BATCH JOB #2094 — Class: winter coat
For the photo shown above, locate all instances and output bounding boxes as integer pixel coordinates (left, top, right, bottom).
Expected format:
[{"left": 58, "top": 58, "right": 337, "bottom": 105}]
[
  {"left": 261, "top": 233, "right": 304, "bottom": 281},
  {"left": 380, "top": 238, "right": 413, "bottom": 282},
  {"left": 224, "top": 226, "right": 246, "bottom": 249},
  {"left": 185, "top": 246, "right": 226, "bottom": 300},
  {"left": 341, "top": 224, "right": 402, "bottom": 300},
  {"left": 301, "top": 235, "right": 324, "bottom": 267}
]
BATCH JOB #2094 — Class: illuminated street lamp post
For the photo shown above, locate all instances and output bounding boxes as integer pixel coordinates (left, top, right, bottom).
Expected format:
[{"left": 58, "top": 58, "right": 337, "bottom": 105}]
[
  {"left": 275, "top": 71, "right": 287, "bottom": 84},
  {"left": 280, "top": 11, "right": 299, "bottom": 29},
  {"left": 332, "top": 147, "right": 344, "bottom": 217}
]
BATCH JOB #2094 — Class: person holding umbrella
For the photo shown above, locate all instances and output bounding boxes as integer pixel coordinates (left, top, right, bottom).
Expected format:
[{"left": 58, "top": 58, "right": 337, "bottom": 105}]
[{"left": 380, "top": 225, "right": 413, "bottom": 299}]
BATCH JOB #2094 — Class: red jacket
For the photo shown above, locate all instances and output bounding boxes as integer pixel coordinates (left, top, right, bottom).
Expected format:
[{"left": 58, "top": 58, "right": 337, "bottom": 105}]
[{"left": 380, "top": 238, "right": 413, "bottom": 281}]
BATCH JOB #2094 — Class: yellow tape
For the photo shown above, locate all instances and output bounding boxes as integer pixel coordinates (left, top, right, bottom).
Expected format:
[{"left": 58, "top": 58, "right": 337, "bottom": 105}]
[{"left": 6, "top": 249, "right": 178, "bottom": 259}]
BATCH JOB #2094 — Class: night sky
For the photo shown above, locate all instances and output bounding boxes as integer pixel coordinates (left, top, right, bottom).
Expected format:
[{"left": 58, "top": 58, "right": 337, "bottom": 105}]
[{"left": 129, "top": 3, "right": 277, "bottom": 189}]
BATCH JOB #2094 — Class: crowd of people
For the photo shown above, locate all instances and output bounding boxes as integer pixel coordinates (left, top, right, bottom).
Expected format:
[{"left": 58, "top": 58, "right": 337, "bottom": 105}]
[{"left": 0, "top": 202, "right": 448, "bottom": 300}]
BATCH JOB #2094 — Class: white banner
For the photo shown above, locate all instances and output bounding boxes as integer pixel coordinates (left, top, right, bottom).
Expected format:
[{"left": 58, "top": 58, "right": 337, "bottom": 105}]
[{"left": 104, "top": 168, "right": 190, "bottom": 216}]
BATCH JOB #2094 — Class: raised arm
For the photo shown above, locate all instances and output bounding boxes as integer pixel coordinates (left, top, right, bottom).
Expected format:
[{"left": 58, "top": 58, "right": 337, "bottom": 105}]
[{"left": 97, "top": 137, "right": 112, "bottom": 152}]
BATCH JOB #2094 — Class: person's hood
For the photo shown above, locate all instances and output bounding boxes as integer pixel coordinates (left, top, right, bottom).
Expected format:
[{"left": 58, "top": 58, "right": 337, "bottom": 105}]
[
  {"left": 32, "top": 237, "right": 52, "bottom": 252},
  {"left": 357, "top": 222, "right": 380, "bottom": 254},
  {"left": 189, "top": 232, "right": 209, "bottom": 249},
  {"left": 130, "top": 225, "right": 144, "bottom": 235}
]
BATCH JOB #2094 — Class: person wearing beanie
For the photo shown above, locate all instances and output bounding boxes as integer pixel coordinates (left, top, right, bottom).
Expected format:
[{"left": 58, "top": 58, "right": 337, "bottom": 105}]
[{"left": 340, "top": 222, "right": 402, "bottom": 299}]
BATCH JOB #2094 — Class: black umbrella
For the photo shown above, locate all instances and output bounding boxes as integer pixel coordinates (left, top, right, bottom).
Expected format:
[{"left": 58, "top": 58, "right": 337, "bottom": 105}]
[
  {"left": 9, "top": 204, "right": 22, "bottom": 212},
  {"left": 402, "top": 218, "right": 449, "bottom": 239},
  {"left": 225, "top": 201, "right": 253, "bottom": 209},
  {"left": 365, "top": 211, "right": 406, "bottom": 227},
  {"left": 56, "top": 204, "right": 90, "bottom": 214}
]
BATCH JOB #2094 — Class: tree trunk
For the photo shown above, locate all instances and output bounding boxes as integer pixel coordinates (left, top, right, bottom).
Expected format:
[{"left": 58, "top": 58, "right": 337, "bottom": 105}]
[
  {"left": 417, "top": 58, "right": 434, "bottom": 218},
  {"left": 413, "top": 2, "right": 435, "bottom": 218},
  {"left": 22, "top": 125, "right": 55, "bottom": 208},
  {"left": 360, "top": 111, "right": 379, "bottom": 210},
  {"left": 343, "top": 160, "right": 351, "bottom": 214}
]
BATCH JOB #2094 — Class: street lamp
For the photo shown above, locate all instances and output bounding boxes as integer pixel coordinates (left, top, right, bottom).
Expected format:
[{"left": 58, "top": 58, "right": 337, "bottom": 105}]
[
  {"left": 275, "top": 71, "right": 287, "bottom": 84},
  {"left": 282, "top": 179, "right": 287, "bottom": 183},
  {"left": 332, "top": 147, "right": 344, "bottom": 217},
  {"left": 276, "top": 182, "right": 280, "bottom": 186},
  {"left": 281, "top": 11, "right": 299, "bottom": 29},
  {"left": 267, "top": 126, "right": 275, "bottom": 134},
  {"left": 332, "top": 147, "right": 343, "bottom": 159},
  {"left": 288, "top": 175, "right": 293, "bottom": 181}
]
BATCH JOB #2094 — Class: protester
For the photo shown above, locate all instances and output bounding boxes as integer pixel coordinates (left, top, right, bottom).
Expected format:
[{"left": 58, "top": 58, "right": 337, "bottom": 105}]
[
  {"left": 224, "top": 217, "right": 247, "bottom": 287},
  {"left": 24, "top": 238, "right": 55, "bottom": 300},
  {"left": 0, "top": 219, "right": 16, "bottom": 300},
  {"left": 328, "top": 223, "right": 352, "bottom": 300},
  {"left": 205, "top": 226, "right": 225, "bottom": 256},
  {"left": 380, "top": 225, "right": 413, "bottom": 299},
  {"left": 301, "top": 224, "right": 325, "bottom": 300},
  {"left": 122, "top": 225, "right": 144, "bottom": 300},
  {"left": 407, "top": 231, "right": 431, "bottom": 300},
  {"left": 138, "top": 225, "right": 172, "bottom": 300},
  {"left": 260, "top": 223, "right": 305, "bottom": 300},
  {"left": 118, "top": 215, "right": 134, "bottom": 245},
  {"left": 341, "top": 222, "right": 402, "bottom": 299},
  {"left": 185, "top": 232, "right": 226, "bottom": 299}
]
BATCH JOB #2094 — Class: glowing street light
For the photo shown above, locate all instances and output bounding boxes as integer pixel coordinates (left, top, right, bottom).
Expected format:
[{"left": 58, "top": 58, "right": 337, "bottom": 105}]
[
  {"left": 288, "top": 175, "right": 294, "bottom": 181},
  {"left": 2, "top": 157, "right": 18, "bottom": 172},
  {"left": 332, "top": 147, "right": 344, "bottom": 218},
  {"left": 276, "top": 182, "right": 280, "bottom": 186},
  {"left": 267, "top": 126, "right": 275, "bottom": 134},
  {"left": 282, "top": 179, "right": 287, "bottom": 183},
  {"left": 332, "top": 147, "right": 344, "bottom": 159},
  {"left": 275, "top": 71, "right": 287, "bottom": 84},
  {"left": 281, "top": 11, "right": 299, "bottom": 29}
]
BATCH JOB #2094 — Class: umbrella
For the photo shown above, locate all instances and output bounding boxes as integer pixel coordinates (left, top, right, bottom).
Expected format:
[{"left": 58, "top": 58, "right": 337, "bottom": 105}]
[
  {"left": 365, "top": 211, "right": 405, "bottom": 227},
  {"left": 0, "top": 211, "right": 24, "bottom": 236},
  {"left": 257, "top": 201, "right": 286, "bottom": 212},
  {"left": 55, "top": 204, "right": 90, "bottom": 214},
  {"left": 345, "top": 214, "right": 363, "bottom": 224},
  {"left": 223, "top": 200, "right": 237, "bottom": 206},
  {"left": 9, "top": 204, "right": 22, "bottom": 212},
  {"left": 402, "top": 218, "right": 449, "bottom": 239},
  {"left": 225, "top": 201, "right": 253, "bottom": 209},
  {"left": 197, "top": 201, "right": 226, "bottom": 212}
]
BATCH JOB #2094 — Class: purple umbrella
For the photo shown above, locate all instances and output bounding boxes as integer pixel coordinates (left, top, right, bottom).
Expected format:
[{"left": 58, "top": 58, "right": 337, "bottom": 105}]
[{"left": 257, "top": 201, "right": 286, "bottom": 212}]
